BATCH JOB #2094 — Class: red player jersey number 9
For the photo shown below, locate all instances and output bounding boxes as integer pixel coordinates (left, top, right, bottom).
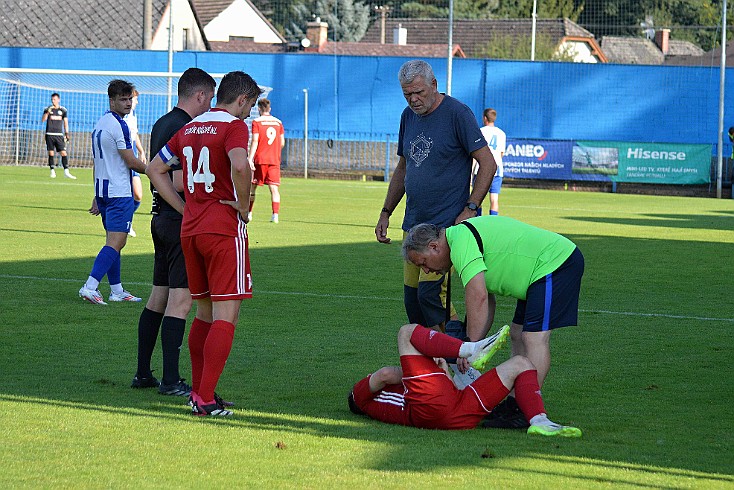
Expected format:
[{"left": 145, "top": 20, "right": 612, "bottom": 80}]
[
  {"left": 266, "top": 126, "right": 277, "bottom": 146},
  {"left": 183, "top": 146, "right": 215, "bottom": 193}
]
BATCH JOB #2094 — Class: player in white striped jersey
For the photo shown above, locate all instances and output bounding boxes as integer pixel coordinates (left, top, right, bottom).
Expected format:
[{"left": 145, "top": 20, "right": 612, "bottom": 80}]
[{"left": 79, "top": 79, "right": 147, "bottom": 306}]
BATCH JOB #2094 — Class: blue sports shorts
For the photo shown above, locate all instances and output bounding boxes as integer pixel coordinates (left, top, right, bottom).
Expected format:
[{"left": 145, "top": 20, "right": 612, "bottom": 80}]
[
  {"left": 489, "top": 175, "right": 503, "bottom": 194},
  {"left": 512, "top": 247, "right": 584, "bottom": 332},
  {"left": 96, "top": 196, "right": 135, "bottom": 233}
]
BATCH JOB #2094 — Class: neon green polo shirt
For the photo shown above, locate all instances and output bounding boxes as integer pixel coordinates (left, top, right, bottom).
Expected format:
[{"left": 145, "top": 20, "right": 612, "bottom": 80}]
[{"left": 446, "top": 216, "right": 576, "bottom": 300}]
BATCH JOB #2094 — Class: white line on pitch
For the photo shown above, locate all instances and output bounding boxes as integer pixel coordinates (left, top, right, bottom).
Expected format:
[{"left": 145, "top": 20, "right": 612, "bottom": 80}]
[{"left": 2, "top": 273, "right": 732, "bottom": 323}]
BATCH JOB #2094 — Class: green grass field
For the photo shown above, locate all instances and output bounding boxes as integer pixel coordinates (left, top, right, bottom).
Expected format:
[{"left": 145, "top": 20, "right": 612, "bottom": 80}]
[{"left": 1, "top": 166, "right": 733, "bottom": 489}]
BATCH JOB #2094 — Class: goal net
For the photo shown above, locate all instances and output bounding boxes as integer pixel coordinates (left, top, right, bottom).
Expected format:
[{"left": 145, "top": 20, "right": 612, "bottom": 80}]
[{"left": 0, "top": 68, "right": 270, "bottom": 167}]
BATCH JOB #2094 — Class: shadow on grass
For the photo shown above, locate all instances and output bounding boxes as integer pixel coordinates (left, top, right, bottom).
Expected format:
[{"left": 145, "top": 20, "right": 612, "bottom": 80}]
[
  {"left": 0, "top": 227, "right": 101, "bottom": 238},
  {"left": 0, "top": 235, "right": 732, "bottom": 481},
  {"left": 566, "top": 212, "right": 734, "bottom": 231},
  {"left": 1, "top": 392, "right": 731, "bottom": 487}
]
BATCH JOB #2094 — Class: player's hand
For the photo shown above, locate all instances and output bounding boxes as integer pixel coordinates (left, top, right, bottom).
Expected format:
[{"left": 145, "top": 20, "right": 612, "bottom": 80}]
[
  {"left": 433, "top": 357, "right": 450, "bottom": 375},
  {"left": 456, "top": 357, "right": 471, "bottom": 374},
  {"left": 220, "top": 200, "right": 249, "bottom": 223},
  {"left": 64, "top": 133, "right": 70, "bottom": 142},
  {"left": 88, "top": 197, "right": 100, "bottom": 216},
  {"left": 454, "top": 208, "right": 477, "bottom": 225},
  {"left": 248, "top": 159, "right": 255, "bottom": 172},
  {"left": 375, "top": 215, "right": 391, "bottom": 244}
]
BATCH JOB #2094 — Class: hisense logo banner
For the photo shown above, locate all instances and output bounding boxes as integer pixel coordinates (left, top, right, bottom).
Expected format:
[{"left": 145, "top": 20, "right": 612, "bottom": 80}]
[
  {"left": 575, "top": 141, "right": 711, "bottom": 184},
  {"left": 503, "top": 139, "right": 711, "bottom": 184}
]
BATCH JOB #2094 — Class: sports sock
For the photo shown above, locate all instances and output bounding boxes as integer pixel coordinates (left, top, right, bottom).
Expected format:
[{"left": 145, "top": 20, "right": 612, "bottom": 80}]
[
  {"left": 136, "top": 308, "right": 164, "bottom": 378},
  {"left": 272, "top": 201, "right": 280, "bottom": 214},
  {"left": 409, "top": 324, "right": 462, "bottom": 358},
  {"left": 489, "top": 210, "right": 499, "bottom": 216},
  {"left": 513, "top": 370, "right": 545, "bottom": 421},
  {"left": 458, "top": 338, "right": 487, "bottom": 358},
  {"left": 529, "top": 413, "right": 557, "bottom": 427},
  {"left": 107, "top": 252, "right": 122, "bottom": 287},
  {"left": 84, "top": 276, "right": 100, "bottom": 290},
  {"left": 61, "top": 155, "right": 69, "bottom": 169},
  {"left": 48, "top": 155, "right": 54, "bottom": 168},
  {"left": 161, "top": 316, "right": 186, "bottom": 385},
  {"left": 198, "top": 320, "right": 236, "bottom": 403},
  {"left": 87, "top": 245, "right": 119, "bottom": 286},
  {"left": 188, "top": 317, "right": 212, "bottom": 393}
]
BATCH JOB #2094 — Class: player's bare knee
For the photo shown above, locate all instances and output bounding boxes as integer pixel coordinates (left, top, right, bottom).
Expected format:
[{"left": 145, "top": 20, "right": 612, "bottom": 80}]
[
  {"left": 398, "top": 323, "right": 418, "bottom": 343},
  {"left": 509, "top": 355, "right": 535, "bottom": 372}
]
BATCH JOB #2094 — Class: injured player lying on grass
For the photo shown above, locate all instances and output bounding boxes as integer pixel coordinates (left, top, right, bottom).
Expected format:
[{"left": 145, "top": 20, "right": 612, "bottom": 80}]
[{"left": 348, "top": 323, "right": 581, "bottom": 437}]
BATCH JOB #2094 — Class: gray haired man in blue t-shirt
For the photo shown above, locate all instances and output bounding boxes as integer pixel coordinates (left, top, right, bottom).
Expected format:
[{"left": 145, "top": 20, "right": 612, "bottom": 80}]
[{"left": 375, "top": 60, "right": 497, "bottom": 355}]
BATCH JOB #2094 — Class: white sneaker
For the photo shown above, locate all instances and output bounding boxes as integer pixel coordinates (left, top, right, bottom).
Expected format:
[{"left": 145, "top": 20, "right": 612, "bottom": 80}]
[
  {"left": 128, "top": 226, "right": 136, "bottom": 237},
  {"left": 467, "top": 324, "right": 510, "bottom": 371},
  {"left": 50, "top": 169, "right": 56, "bottom": 178},
  {"left": 449, "top": 364, "right": 481, "bottom": 389},
  {"left": 79, "top": 286, "right": 107, "bottom": 305},
  {"left": 64, "top": 169, "right": 76, "bottom": 179},
  {"left": 271, "top": 214, "right": 279, "bottom": 223},
  {"left": 109, "top": 290, "right": 142, "bottom": 302}
]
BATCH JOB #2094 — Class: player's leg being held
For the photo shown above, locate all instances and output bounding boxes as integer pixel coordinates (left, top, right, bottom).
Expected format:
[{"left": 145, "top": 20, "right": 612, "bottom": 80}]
[{"left": 399, "top": 323, "right": 508, "bottom": 367}]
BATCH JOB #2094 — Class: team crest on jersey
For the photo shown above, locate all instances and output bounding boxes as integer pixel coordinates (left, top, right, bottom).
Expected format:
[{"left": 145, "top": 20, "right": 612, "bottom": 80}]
[{"left": 409, "top": 133, "right": 433, "bottom": 167}]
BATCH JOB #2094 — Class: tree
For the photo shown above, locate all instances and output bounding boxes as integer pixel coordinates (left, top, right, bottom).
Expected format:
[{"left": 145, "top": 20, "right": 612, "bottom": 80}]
[
  {"left": 286, "top": 0, "right": 370, "bottom": 42},
  {"left": 493, "top": 0, "right": 583, "bottom": 20},
  {"left": 474, "top": 32, "right": 576, "bottom": 60},
  {"left": 577, "top": 0, "right": 727, "bottom": 51}
]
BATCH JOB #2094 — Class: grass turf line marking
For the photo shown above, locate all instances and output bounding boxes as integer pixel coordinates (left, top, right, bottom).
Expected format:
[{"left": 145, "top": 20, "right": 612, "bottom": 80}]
[{"left": 3, "top": 273, "right": 733, "bottom": 323}]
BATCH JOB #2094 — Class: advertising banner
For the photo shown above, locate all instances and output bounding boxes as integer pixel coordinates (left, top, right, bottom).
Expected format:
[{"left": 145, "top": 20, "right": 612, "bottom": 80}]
[
  {"left": 502, "top": 139, "right": 575, "bottom": 181},
  {"left": 573, "top": 141, "right": 711, "bottom": 184},
  {"left": 503, "top": 139, "right": 712, "bottom": 184}
]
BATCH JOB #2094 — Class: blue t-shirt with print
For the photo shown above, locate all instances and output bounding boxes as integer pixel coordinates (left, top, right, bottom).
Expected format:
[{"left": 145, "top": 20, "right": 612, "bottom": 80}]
[{"left": 398, "top": 95, "right": 486, "bottom": 231}]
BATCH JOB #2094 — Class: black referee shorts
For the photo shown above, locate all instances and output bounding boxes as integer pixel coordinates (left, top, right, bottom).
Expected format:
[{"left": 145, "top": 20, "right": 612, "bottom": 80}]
[
  {"left": 512, "top": 247, "right": 584, "bottom": 332},
  {"left": 151, "top": 215, "right": 188, "bottom": 289},
  {"left": 45, "top": 135, "right": 66, "bottom": 152}
]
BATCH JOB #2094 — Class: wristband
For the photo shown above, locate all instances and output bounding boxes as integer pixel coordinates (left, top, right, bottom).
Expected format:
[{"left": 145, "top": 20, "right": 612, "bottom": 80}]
[{"left": 381, "top": 207, "right": 392, "bottom": 216}]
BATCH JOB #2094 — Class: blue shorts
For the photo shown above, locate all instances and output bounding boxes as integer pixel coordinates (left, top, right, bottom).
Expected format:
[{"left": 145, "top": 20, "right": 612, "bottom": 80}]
[
  {"left": 512, "top": 247, "right": 584, "bottom": 332},
  {"left": 96, "top": 196, "right": 135, "bottom": 233},
  {"left": 489, "top": 175, "right": 503, "bottom": 194}
]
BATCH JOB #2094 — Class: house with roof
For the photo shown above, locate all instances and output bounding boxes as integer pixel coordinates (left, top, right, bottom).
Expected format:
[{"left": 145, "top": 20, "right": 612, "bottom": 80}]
[
  {"left": 360, "top": 18, "right": 607, "bottom": 63},
  {"left": 0, "top": 0, "right": 284, "bottom": 52},
  {"left": 194, "top": 0, "right": 286, "bottom": 48},
  {"left": 662, "top": 38, "right": 733, "bottom": 67},
  {"left": 0, "top": 0, "right": 210, "bottom": 50},
  {"left": 601, "top": 29, "right": 704, "bottom": 65},
  {"left": 296, "top": 18, "right": 465, "bottom": 58}
]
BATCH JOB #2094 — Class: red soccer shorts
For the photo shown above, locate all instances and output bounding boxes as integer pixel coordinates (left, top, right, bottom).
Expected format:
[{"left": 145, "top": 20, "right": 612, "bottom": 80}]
[
  {"left": 400, "top": 355, "right": 509, "bottom": 430},
  {"left": 181, "top": 232, "right": 252, "bottom": 301},
  {"left": 253, "top": 164, "right": 281, "bottom": 186}
]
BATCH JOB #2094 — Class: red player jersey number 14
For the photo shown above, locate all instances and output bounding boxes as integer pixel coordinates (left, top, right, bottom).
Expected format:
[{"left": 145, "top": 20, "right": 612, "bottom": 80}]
[{"left": 183, "top": 145, "right": 215, "bottom": 193}]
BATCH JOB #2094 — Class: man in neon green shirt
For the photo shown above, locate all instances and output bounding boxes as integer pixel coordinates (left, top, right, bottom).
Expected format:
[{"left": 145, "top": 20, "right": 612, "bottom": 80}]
[{"left": 402, "top": 216, "right": 584, "bottom": 427}]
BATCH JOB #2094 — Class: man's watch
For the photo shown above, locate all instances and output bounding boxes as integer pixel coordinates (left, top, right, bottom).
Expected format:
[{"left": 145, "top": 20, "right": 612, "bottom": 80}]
[{"left": 465, "top": 202, "right": 479, "bottom": 212}]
